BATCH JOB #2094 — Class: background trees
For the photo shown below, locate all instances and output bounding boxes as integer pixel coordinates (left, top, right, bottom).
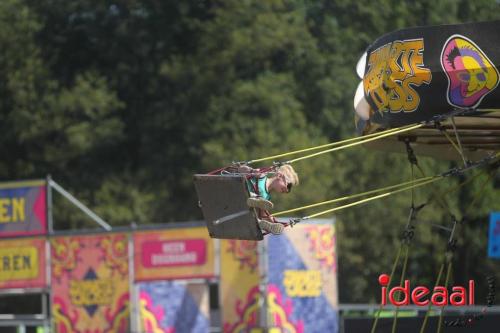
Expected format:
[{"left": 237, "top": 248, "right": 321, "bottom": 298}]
[{"left": 0, "top": 0, "right": 498, "bottom": 302}]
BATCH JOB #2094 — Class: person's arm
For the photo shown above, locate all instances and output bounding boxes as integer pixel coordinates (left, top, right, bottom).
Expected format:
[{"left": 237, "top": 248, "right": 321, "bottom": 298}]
[
  {"left": 223, "top": 164, "right": 258, "bottom": 175},
  {"left": 225, "top": 164, "right": 262, "bottom": 175},
  {"left": 237, "top": 165, "right": 256, "bottom": 174}
]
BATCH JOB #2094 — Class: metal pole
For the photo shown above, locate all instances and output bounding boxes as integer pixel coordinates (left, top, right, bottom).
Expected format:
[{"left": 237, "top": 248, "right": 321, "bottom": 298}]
[
  {"left": 214, "top": 239, "right": 220, "bottom": 279},
  {"left": 46, "top": 175, "right": 53, "bottom": 234},
  {"left": 45, "top": 175, "right": 53, "bottom": 333},
  {"left": 128, "top": 232, "right": 138, "bottom": 333},
  {"left": 45, "top": 239, "right": 52, "bottom": 333},
  {"left": 48, "top": 179, "right": 112, "bottom": 231},
  {"left": 258, "top": 238, "right": 268, "bottom": 330},
  {"left": 42, "top": 292, "right": 49, "bottom": 332},
  {"left": 217, "top": 239, "right": 223, "bottom": 333}
]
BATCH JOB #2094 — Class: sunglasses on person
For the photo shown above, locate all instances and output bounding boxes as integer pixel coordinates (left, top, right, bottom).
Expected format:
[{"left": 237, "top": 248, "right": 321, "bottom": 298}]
[{"left": 280, "top": 174, "right": 292, "bottom": 193}]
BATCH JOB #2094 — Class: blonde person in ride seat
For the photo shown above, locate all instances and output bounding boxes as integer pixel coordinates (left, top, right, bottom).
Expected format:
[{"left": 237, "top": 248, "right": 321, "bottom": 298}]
[{"left": 235, "top": 164, "right": 299, "bottom": 235}]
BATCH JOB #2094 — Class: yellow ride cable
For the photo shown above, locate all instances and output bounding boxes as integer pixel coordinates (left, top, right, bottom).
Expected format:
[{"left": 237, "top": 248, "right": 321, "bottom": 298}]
[
  {"left": 419, "top": 169, "right": 495, "bottom": 333},
  {"left": 286, "top": 153, "right": 498, "bottom": 224},
  {"left": 437, "top": 261, "right": 453, "bottom": 333},
  {"left": 247, "top": 124, "right": 421, "bottom": 164},
  {"left": 440, "top": 128, "right": 468, "bottom": 164},
  {"left": 371, "top": 245, "right": 404, "bottom": 333},
  {"left": 392, "top": 245, "right": 410, "bottom": 333},
  {"left": 415, "top": 164, "right": 453, "bottom": 213},
  {"left": 418, "top": 163, "right": 492, "bottom": 221},
  {"left": 419, "top": 263, "right": 445, "bottom": 333},
  {"left": 465, "top": 169, "right": 496, "bottom": 215},
  {"left": 450, "top": 117, "right": 469, "bottom": 167},
  {"left": 274, "top": 176, "right": 435, "bottom": 217},
  {"left": 417, "top": 162, "right": 477, "bottom": 214},
  {"left": 429, "top": 167, "right": 485, "bottom": 200},
  {"left": 302, "top": 177, "right": 442, "bottom": 220},
  {"left": 288, "top": 124, "right": 424, "bottom": 164}
]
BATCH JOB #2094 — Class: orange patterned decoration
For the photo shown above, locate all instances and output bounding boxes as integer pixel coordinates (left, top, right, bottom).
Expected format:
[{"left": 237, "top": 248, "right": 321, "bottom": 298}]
[
  {"left": 101, "top": 234, "right": 129, "bottom": 276},
  {"left": 224, "top": 285, "right": 304, "bottom": 333},
  {"left": 306, "top": 226, "right": 336, "bottom": 272},
  {"left": 227, "top": 240, "right": 258, "bottom": 272},
  {"left": 51, "top": 238, "right": 81, "bottom": 280}
]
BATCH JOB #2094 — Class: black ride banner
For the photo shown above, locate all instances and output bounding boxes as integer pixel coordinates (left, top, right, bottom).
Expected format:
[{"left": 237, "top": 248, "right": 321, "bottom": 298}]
[{"left": 362, "top": 20, "right": 500, "bottom": 127}]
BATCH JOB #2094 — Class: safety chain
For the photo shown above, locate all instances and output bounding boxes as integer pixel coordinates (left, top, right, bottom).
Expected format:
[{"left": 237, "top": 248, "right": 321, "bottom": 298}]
[
  {"left": 401, "top": 204, "right": 425, "bottom": 244},
  {"left": 404, "top": 138, "right": 418, "bottom": 166}
]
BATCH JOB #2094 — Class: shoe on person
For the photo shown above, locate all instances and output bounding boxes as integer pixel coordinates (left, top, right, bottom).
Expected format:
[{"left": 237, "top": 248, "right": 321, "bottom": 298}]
[
  {"left": 247, "top": 197, "right": 274, "bottom": 211},
  {"left": 258, "top": 219, "right": 284, "bottom": 235}
]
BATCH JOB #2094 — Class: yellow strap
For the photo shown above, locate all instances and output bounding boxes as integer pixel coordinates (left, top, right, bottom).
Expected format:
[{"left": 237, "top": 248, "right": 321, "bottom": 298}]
[
  {"left": 371, "top": 245, "right": 403, "bottom": 333},
  {"left": 437, "top": 261, "right": 453, "bottom": 333},
  {"left": 284, "top": 152, "right": 498, "bottom": 222},
  {"left": 392, "top": 245, "right": 410, "bottom": 333},
  {"left": 440, "top": 128, "right": 467, "bottom": 161},
  {"left": 465, "top": 170, "right": 496, "bottom": 214},
  {"left": 274, "top": 176, "right": 434, "bottom": 217},
  {"left": 419, "top": 263, "right": 445, "bottom": 333},
  {"left": 248, "top": 123, "right": 422, "bottom": 164},
  {"left": 303, "top": 177, "right": 442, "bottom": 219},
  {"left": 415, "top": 164, "right": 452, "bottom": 213},
  {"left": 418, "top": 163, "right": 492, "bottom": 220},
  {"left": 420, "top": 167, "right": 497, "bottom": 333},
  {"left": 287, "top": 124, "right": 423, "bottom": 164}
]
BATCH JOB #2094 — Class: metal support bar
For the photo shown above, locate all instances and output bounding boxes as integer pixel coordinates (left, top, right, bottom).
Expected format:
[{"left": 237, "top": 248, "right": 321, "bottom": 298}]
[
  {"left": 0, "top": 319, "right": 46, "bottom": 327},
  {"left": 46, "top": 175, "right": 53, "bottom": 234},
  {"left": 431, "top": 107, "right": 477, "bottom": 122},
  {"left": 445, "top": 218, "right": 459, "bottom": 257},
  {"left": 259, "top": 240, "right": 268, "bottom": 329},
  {"left": 45, "top": 175, "right": 53, "bottom": 332},
  {"left": 128, "top": 233, "right": 138, "bottom": 333},
  {"left": 448, "top": 218, "right": 458, "bottom": 245},
  {"left": 48, "top": 179, "right": 112, "bottom": 231},
  {"left": 45, "top": 238, "right": 52, "bottom": 332},
  {"left": 42, "top": 292, "right": 49, "bottom": 332},
  {"left": 431, "top": 224, "right": 453, "bottom": 232},
  {"left": 213, "top": 210, "right": 251, "bottom": 225}
]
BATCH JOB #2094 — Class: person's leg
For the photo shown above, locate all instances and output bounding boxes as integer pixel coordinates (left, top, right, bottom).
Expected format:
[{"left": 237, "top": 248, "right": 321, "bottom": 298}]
[
  {"left": 247, "top": 197, "right": 273, "bottom": 210},
  {"left": 257, "top": 219, "right": 284, "bottom": 235}
]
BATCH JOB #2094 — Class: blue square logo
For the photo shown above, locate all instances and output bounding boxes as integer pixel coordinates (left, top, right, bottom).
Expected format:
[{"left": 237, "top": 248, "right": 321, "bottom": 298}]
[{"left": 488, "top": 212, "right": 500, "bottom": 258}]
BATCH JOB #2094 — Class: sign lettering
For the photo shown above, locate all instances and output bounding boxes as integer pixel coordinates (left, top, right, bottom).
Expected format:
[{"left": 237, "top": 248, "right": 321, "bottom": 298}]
[
  {"left": 0, "top": 198, "right": 25, "bottom": 223},
  {"left": 283, "top": 270, "right": 322, "bottom": 297},
  {"left": 0, "top": 247, "right": 38, "bottom": 280},
  {"left": 364, "top": 39, "right": 432, "bottom": 113},
  {"left": 69, "top": 279, "right": 114, "bottom": 306}
]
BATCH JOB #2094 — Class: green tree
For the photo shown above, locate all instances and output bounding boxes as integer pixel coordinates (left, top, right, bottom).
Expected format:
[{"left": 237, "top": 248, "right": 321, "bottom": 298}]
[{"left": 0, "top": 0, "right": 128, "bottom": 227}]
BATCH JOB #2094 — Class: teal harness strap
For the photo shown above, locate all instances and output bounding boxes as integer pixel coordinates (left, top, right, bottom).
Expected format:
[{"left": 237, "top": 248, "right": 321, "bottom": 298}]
[{"left": 247, "top": 176, "right": 271, "bottom": 201}]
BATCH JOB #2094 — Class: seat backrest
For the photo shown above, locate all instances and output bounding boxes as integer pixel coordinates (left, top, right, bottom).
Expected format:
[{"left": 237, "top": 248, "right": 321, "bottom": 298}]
[{"left": 193, "top": 174, "right": 263, "bottom": 240}]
